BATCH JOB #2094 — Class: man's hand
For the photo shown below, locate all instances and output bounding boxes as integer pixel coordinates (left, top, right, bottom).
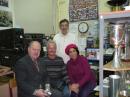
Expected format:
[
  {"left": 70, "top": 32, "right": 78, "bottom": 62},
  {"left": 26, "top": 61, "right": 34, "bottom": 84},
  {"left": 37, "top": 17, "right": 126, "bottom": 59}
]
[
  {"left": 69, "top": 83, "right": 79, "bottom": 94},
  {"left": 34, "top": 89, "right": 48, "bottom": 97}
]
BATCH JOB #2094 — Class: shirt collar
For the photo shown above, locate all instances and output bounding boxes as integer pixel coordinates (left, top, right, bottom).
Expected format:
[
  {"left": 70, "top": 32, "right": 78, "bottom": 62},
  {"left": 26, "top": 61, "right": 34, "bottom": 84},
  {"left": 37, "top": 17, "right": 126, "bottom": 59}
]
[{"left": 60, "top": 32, "right": 69, "bottom": 37}]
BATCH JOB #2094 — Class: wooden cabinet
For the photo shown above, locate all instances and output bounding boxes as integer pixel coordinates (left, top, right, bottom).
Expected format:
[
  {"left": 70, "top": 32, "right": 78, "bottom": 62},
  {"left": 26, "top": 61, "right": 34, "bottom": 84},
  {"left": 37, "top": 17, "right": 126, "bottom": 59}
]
[{"left": 0, "top": 69, "right": 17, "bottom": 97}]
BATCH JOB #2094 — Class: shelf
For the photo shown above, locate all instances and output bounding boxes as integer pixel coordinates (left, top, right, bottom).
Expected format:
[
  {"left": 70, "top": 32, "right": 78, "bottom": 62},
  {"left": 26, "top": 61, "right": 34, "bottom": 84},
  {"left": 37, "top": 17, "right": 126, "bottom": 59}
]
[
  {"left": 103, "top": 61, "right": 130, "bottom": 71},
  {"left": 88, "top": 59, "right": 99, "bottom": 61},
  {"left": 99, "top": 10, "right": 130, "bottom": 97},
  {"left": 99, "top": 10, "right": 130, "bottom": 23},
  {"left": 100, "top": 10, "right": 130, "bottom": 19}
]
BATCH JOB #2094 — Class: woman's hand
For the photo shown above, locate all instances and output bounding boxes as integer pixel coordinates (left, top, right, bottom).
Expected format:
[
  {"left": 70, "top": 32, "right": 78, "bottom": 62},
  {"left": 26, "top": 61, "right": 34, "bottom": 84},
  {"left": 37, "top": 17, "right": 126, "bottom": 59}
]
[{"left": 69, "top": 84, "right": 79, "bottom": 94}]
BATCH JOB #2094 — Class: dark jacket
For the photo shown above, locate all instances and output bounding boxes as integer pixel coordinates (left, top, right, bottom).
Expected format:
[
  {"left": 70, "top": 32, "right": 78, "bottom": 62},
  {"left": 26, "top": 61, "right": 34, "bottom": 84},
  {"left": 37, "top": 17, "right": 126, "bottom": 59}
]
[{"left": 14, "top": 55, "right": 47, "bottom": 97}]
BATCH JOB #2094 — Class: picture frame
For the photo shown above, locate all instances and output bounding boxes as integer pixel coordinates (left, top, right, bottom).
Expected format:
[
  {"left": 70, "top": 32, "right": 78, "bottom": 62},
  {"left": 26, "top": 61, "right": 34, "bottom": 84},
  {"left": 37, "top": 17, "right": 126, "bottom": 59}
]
[
  {"left": 69, "top": 0, "right": 98, "bottom": 22},
  {"left": 0, "top": 0, "right": 9, "bottom": 7},
  {"left": 0, "top": 10, "right": 13, "bottom": 27},
  {"left": 86, "top": 48, "right": 100, "bottom": 60},
  {"left": 0, "top": 0, "right": 13, "bottom": 27}
]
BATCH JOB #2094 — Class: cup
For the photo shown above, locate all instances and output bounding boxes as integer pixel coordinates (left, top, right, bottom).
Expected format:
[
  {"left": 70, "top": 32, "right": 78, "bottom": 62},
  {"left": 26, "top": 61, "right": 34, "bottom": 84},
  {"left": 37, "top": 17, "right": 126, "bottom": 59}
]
[
  {"left": 109, "top": 75, "right": 120, "bottom": 97},
  {"left": 109, "top": 23, "right": 125, "bottom": 68},
  {"left": 45, "top": 83, "right": 52, "bottom": 96}
]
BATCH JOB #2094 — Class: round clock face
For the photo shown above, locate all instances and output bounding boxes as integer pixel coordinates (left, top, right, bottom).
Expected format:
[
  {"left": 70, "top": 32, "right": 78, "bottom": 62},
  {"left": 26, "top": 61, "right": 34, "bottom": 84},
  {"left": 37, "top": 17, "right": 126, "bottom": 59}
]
[{"left": 78, "top": 22, "right": 89, "bottom": 33}]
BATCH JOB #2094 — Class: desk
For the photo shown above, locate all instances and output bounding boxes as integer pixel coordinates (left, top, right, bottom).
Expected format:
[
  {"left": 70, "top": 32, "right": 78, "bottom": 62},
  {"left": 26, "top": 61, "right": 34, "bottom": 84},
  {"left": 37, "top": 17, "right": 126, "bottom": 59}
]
[{"left": 0, "top": 66, "right": 16, "bottom": 97}]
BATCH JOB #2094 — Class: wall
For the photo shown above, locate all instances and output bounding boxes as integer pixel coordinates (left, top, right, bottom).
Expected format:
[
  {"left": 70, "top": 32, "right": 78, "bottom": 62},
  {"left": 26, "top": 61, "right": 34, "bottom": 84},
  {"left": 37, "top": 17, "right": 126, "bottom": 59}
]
[
  {"left": 98, "top": 0, "right": 111, "bottom": 13},
  {"left": 55, "top": 0, "right": 111, "bottom": 55},
  {"left": 13, "top": 0, "right": 54, "bottom": 35},
  {"left": 13, "top": 0, "right": 111, "bottom": 34},
  {"left": 56, "top": 0, "right": 111, "bottom": 24}
]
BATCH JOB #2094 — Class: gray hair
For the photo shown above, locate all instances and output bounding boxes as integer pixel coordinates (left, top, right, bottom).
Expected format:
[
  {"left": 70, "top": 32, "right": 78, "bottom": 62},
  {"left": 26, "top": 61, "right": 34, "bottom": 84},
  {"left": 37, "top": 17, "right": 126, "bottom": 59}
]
[{"left": 47, "top": 40, "right": 57, "bottom": 48}]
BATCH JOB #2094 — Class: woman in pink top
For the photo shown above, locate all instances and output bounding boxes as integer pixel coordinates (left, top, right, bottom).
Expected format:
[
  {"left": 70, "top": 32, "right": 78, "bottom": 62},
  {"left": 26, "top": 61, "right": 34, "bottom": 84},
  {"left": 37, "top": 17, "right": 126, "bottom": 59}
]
[{"left": 65, "top": 44, "right": 96, "bottom": 97}]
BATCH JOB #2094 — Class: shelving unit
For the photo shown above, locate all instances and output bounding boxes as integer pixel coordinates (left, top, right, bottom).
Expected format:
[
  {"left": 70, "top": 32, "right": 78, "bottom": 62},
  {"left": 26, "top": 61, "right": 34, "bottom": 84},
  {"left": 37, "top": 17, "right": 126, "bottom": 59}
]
[
  {"left": 104, "top": 61, "right": 130, "bottom": 71},
  {"left": 99, "top": 10, "right": 130, "bottom": 97}
]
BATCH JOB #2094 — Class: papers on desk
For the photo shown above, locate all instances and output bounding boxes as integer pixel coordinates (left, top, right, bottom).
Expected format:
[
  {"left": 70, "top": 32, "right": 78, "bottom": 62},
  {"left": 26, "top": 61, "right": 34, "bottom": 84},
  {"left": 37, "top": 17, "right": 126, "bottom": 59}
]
[{"left": 0, "top": 65, "right": 11, "bottom": 74}]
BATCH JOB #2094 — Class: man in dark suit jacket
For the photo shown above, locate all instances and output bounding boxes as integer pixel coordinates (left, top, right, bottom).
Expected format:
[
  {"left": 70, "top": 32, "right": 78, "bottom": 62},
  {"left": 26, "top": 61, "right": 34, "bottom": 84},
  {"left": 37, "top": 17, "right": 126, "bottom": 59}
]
[{"left": 14, "top": 41, "right": 48, "bottom": 97}]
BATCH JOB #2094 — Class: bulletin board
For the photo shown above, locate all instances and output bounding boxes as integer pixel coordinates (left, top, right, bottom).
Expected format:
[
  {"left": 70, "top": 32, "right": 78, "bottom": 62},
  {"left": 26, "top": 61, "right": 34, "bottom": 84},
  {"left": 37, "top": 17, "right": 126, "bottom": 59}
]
[{"left": 69, "top": 0, "right": 98, "bottom": 22}]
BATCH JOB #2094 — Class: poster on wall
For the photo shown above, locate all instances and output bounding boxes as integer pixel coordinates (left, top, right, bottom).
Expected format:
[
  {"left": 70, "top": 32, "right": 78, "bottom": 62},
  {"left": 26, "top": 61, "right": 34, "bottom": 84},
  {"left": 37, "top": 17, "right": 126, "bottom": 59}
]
[
  {"left": 69, "top": 0, "right": 98, "bottom": 22},
  {"left": 0, "top": 10, "right": 13, "bottom": 27},
  {"left": 0, "top": 0, "right": 13, "bottom": 27},
  {"left": 0, "top": 0, "right": 9, "bottom": 7}
]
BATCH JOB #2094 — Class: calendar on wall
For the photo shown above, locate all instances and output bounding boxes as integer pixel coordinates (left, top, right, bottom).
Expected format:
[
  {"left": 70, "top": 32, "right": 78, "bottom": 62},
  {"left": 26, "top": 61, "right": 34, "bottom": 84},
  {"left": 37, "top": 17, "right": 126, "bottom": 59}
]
[{"left": 69, "top": 0, "right": 98, "bottom": 22}]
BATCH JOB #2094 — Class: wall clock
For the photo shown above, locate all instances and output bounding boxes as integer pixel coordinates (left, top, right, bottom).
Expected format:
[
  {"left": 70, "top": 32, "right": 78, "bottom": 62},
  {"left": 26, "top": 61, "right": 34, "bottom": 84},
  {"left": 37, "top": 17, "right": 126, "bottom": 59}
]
[{"left": 78, "top": 22, "right": 89, "bottom": 33}]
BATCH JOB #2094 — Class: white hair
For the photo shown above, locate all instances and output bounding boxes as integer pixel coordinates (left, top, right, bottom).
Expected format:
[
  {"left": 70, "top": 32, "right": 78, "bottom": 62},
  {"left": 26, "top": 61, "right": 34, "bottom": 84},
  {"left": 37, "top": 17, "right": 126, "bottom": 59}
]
[{"left": 47, "top": 40, "right": 57, "bottom": 48}]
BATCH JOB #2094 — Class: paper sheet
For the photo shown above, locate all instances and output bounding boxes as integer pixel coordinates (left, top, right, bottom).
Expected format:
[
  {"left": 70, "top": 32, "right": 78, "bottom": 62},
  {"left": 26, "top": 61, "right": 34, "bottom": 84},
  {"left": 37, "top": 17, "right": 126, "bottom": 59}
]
[{"left": 69, "top": 23, "right": 78, "bottom": 36}]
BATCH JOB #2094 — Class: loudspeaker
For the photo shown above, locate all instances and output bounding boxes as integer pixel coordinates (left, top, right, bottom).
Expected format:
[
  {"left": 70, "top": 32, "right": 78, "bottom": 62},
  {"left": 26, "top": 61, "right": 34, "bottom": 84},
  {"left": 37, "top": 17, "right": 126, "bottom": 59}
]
[
  {"left": 0, "top": 28, "right": 24, "bottom": 67},
  {"left": 0, "top": 28, "right": 24, "bottom": 52},
  {"left": 0, "top": 50, "right": 20, "bottom": 68},
  {"left": 13, "top": 28, "right": 24, "bottom": 52}
]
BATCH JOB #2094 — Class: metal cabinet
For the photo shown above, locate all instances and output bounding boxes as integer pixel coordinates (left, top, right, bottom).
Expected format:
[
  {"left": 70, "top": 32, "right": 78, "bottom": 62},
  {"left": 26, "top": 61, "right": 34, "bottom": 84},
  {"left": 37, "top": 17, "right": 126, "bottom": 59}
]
[{"left": 99, "top": 11, "right": 130, "bottom": 97}]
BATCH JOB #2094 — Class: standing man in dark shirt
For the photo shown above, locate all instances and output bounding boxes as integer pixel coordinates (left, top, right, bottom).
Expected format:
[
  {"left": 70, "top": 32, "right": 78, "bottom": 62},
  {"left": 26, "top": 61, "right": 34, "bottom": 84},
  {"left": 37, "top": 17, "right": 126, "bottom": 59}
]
[
  {"left": 40, "top": 40, "right": 70, "bottom": 97},
  {"left": 14, "top": 41, "right": 48, "bottom": 97}
]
